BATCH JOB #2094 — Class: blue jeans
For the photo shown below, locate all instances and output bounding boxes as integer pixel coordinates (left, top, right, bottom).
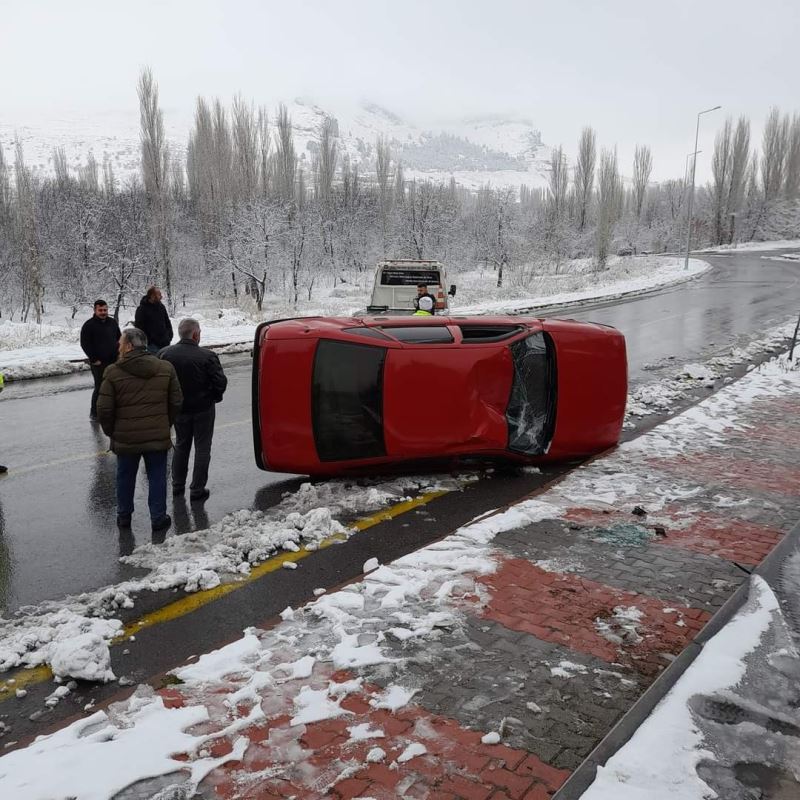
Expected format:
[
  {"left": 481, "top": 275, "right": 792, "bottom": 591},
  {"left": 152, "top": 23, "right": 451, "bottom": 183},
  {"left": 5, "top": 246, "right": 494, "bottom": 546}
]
[{"left": 116, "top": 451, "right": 168, "bottom": 524}]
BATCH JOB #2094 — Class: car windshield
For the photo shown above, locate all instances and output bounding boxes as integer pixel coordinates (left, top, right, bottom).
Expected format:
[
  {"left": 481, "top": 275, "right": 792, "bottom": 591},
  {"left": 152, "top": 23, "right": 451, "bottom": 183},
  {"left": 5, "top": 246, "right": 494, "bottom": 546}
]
[
  {"left": 380, "top": 269, "right": 441, "bottom": 286},
  {"left": 312, "top": 340, "right": 387, "bottom": 461},
  {"left": 506, "top": 332, "right": 556, "bottom": 455}
]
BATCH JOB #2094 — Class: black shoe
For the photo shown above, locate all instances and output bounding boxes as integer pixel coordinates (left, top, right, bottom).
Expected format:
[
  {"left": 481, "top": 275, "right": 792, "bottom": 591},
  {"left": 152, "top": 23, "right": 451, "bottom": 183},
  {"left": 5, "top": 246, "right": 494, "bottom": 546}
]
[
  {"left": 0, "top": 465, "right": 8, "bottom": 474},
  {"left": 172, "top": 486, "right": 185, "bottom": 497},
  {"left": 190, "top": 489, "right": 210, "bottom": 503},
  {"left": 116, "top": 515, "right": 132, "bottom": 528},
  {"left": 152, "top": 514, "right": 172, "bottom": 534}
]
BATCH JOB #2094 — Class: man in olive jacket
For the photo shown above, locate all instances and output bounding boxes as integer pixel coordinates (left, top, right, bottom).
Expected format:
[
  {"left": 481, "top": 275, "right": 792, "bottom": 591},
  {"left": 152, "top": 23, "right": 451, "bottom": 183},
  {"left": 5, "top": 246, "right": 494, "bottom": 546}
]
[{"left": 97, "top": 326, "right": 183, "bottom": 532}]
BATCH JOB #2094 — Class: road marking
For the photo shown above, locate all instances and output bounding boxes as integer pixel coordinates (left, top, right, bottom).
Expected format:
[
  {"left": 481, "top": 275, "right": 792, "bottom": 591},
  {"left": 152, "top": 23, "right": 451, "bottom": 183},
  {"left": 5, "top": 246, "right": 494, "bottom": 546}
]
[
  {"left": 0, "top": 488, "right": 450, "bottom": 702},
  {"left": 5, "top": 420, "right": 249, "bottom": 476}
]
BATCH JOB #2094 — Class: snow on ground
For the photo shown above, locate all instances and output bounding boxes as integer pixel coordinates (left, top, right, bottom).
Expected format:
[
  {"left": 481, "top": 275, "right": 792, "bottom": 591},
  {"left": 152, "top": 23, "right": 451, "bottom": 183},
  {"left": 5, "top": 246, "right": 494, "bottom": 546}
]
[
  {"left": 581, "top": 577, "right": 782, "bottom": 800},
  {"left": 0, "top": 348, "right": 798, "bottom": 795},
  {"left": 701, "top": 238, "right": 800, "bottom": 254},
  {"left": 0, "top": 255, "right": 707, "bottom": 380}
]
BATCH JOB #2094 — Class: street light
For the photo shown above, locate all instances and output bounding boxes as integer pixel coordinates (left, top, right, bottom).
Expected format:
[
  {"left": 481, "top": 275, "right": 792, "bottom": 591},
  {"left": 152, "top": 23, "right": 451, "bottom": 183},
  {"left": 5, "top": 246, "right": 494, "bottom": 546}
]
[
  {"left": 684, "top": 150, "right": 702, "bottom": 187},
  {"left": 684, "top": 105, "right": 721, "bottom": 270}
]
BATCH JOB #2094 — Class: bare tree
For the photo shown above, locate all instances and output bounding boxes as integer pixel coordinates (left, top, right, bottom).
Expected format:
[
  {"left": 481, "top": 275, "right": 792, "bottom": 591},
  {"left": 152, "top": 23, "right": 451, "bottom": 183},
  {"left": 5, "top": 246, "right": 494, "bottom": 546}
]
[
  {"left": 761, "top": 107, "right": 789, "bottom": 202},
  {"left": 137, "top": 67, "right": 173, "bottom": 304},
  {"left": 710, "top": 119, "right": 732, "bottom": 245},
  {"left": 375, "top": 135, "right": 393, "bottom": 254},
  {"left": 13, "top": 140, "right": 44, "bottom": 321},
  {"left": 784, "top": 114, "right": 800, "bottom": 200},
  {"left": 632, "top": 145, "right": 652, "bottom": 219},
  {"left": 724, "top": 116, "right": 751, "bottom": 242},
  {"left": 574, "top": 127, "right": 596, "bottom": 231},
  {"left": 231, "top": 95, "right": 259, "bottom": 201},
  {"left": 274, "top": 104, "right": 296, "bottom": 204},
  {"left": 595, "top": 147, "right": 620, "bottom": 268}
]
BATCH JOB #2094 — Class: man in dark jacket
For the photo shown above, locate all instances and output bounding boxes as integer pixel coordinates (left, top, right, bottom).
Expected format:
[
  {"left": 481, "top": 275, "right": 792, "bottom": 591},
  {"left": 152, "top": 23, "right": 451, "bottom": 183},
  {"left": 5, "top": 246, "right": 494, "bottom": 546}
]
[
  {"left": 134, "top": 286, "right": 173, "bottom": 353},
  {"left": 97, "top": 326, "right": 183, "bottom": 532},
  {"left": 80, "top": 299, "right": 121, "bottom": 420},
  {"left": 413, "top": 284, "right": 438, "bottom": 315},
  {"left": 159, "top": 318, "right": 227, "bottom": 502}
]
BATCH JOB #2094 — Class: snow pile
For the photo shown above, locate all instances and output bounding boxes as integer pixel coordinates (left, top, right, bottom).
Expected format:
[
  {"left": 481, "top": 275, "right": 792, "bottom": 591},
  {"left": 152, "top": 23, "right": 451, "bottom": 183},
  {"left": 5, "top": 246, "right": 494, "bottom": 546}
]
[
  {"left": 0, "top": 609, "right": 121, "bottom": 679},
  {"left": 582, "top": 577, "right": 782, "bottom": 800},
  {"left": 0, "top": 686, "right": 247, "bottom": 800},
  {"left": 703, "top": 238, "right": 800, "bottom": 253}
]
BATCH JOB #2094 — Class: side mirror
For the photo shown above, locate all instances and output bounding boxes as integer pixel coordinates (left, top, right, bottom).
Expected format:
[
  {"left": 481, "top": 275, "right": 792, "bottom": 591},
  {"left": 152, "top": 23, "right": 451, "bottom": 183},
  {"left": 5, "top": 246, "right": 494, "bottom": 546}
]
[{"left": 448, "top": 285, "right": 457, "bottom": 297}]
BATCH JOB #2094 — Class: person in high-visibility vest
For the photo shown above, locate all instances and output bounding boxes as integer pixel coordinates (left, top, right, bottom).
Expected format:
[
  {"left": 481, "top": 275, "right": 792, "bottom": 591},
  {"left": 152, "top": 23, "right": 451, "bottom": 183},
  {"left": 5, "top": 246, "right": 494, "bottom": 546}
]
[
  {"left": 413, "top": 295, "right": 435, "bottom": 316},
  {"left": 0, "top": 372, "right": 6, "bottom": 474}
]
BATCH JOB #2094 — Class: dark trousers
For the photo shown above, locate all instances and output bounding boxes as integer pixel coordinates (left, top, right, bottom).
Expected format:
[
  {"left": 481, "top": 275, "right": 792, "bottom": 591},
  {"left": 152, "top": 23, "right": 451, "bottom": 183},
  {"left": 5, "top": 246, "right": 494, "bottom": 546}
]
[
  {"left": 116, "top": 451, "right": 168, "bottom": 523},
  {"left": 90, "top": 364, "right": 108, "bottom": 416},
  {"left": 172, "top": 407, "right": 216, "bottom": 495}
]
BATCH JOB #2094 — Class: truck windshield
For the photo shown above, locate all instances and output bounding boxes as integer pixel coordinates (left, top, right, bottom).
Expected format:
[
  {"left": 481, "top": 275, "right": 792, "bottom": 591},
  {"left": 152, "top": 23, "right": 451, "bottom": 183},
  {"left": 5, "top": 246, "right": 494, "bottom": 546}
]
[
  {"left": 506, "top": 332, "right": 556, "bottom": 455},
  {"left": 312, "top": 340, "right": 387, "bottom": 461},
  {"left": 380, "top": 269, "right": 441, "bottom": 286}
]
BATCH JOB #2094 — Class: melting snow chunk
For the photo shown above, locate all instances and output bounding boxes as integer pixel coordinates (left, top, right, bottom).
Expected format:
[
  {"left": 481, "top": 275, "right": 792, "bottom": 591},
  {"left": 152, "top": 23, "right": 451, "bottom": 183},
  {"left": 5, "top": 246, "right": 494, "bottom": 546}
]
[
  {"left": 366, "top": 746, "right": 386, "bottom": 763},
  {"left": 363, "top": 557, "right": 380, "bottom": 573},
  {"left": 347, "top": 723, "right": 385, "bottom": 741},
  {"left": 397, "top": 742, "right": 427, "bottom": 763},
  {"left": 50, "top": 633, "right": 116, "bottom": 683},
  {"left": 481, "top": 731, "right": 501, "bottom": 744},
  {"left": 290, "top": 686, "right": 350, "bottom": 726},
  {"left": 370, "top": 684, "right": 417, "bottom": 712}
]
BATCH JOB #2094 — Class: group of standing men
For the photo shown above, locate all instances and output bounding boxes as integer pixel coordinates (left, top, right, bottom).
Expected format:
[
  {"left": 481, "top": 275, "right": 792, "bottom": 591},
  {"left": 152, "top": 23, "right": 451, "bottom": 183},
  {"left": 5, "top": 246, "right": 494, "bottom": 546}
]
[{"left": 80, "top": 288, "right": 227, "bottom": 534}]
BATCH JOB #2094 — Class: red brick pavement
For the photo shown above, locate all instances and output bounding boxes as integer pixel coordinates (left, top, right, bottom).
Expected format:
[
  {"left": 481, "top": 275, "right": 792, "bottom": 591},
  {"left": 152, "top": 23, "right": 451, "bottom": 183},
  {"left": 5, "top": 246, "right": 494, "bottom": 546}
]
[
  {"left": 563, "top": 506, "right": 782, "bottom": 567},
  {"left": 160, "top": 672, "right": 570, "bottom": 800},
  {"left": 477, "top": 558, "right": 709, "bottom": 674}
]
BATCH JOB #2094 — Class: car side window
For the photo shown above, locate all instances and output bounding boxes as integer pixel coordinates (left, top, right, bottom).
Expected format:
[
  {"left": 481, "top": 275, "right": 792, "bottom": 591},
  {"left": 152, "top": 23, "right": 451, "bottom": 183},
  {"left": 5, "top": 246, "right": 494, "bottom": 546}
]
[
  {"left": 380, "top": 326, "right": 454, "bottom": 344},
  {"left": 459, "top": 325, "right": 523, "bottom": 343}
]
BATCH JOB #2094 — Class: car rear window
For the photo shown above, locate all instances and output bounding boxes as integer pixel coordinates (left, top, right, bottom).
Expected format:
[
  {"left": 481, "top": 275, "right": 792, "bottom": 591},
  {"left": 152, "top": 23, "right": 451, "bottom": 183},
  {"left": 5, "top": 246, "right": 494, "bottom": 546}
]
[
  {"left": 380, "top": 326, "right": 454, "bottom": 344},
  {"left": 380, "top": 269, "right": 441, "bottom": 286},
  {"left": 506, "top": 332, "right": 557, "bottom": 455},
  {"left": 312, "top": 340, "right": 387, "bottom": 462},
  {"left": 460, "top": 325, "right": 522, "bottom": 343}
]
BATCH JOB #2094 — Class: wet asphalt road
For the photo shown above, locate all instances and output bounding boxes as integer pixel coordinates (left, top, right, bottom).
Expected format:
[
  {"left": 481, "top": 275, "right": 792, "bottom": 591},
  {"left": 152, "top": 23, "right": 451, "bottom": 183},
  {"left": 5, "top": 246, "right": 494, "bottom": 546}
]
[{"left": 0, "top": 249, "right": 798, "bottom": 614}]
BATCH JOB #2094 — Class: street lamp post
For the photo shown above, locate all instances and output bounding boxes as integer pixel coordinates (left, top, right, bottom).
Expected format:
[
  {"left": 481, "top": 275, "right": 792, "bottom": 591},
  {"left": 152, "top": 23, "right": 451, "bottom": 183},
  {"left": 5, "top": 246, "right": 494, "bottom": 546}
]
[{"left": 684, "top": 105, "right": 721, "bottom": 270}]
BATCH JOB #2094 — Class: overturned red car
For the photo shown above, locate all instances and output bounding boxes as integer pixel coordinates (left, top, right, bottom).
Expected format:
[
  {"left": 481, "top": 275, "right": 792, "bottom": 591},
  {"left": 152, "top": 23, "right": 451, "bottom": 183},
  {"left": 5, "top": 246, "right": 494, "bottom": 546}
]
[{"left": 252, "top": 315, "right": 627, "bottom": 476}]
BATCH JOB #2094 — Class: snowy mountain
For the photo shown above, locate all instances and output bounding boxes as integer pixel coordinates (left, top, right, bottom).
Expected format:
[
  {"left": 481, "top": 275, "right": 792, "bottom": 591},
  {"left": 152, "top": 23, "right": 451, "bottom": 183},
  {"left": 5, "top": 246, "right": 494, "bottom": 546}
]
[{"left": 0, "top": 100, "right": 553, "bottom": 191}]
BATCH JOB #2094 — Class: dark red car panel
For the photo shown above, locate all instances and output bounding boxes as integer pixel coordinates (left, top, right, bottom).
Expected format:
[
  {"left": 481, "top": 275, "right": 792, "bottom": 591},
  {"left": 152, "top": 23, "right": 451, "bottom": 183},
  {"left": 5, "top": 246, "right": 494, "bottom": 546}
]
[{"left": 252, "top": 315, "right": 627, "bottom": 476}]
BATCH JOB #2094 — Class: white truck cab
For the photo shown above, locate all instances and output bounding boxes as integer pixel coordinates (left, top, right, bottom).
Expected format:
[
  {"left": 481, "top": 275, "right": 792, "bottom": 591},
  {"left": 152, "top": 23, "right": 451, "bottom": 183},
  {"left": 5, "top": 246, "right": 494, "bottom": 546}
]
[{"left": 367, "top": 259, "right": 457, "bottom": 314}]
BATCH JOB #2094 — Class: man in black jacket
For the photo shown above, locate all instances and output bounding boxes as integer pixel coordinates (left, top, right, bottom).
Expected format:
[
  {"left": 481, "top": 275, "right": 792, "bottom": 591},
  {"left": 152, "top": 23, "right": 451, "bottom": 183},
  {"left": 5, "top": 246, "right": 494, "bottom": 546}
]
[
  {"left": 80, "top": 299, "right": 121, "bottom": 419},
  {"left": 135, "top": 286, "right": 173, "bottom": 353},
  {"left": 159, "top": 318, "right": 227, "bottom": 502}
]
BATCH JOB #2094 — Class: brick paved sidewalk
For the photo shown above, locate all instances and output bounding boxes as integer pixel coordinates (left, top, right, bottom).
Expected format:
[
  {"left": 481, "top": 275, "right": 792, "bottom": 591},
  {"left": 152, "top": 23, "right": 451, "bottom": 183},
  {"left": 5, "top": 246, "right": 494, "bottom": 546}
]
[{"left": 2, "top": 358, "right": 799, "bottom": 800}]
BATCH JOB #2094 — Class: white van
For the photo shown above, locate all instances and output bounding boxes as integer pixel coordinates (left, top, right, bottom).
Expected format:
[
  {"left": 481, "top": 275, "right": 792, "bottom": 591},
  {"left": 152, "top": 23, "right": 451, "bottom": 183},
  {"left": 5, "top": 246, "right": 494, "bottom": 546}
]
[{"left": 367, "top": 259, "right": 457, "bottom": 314}]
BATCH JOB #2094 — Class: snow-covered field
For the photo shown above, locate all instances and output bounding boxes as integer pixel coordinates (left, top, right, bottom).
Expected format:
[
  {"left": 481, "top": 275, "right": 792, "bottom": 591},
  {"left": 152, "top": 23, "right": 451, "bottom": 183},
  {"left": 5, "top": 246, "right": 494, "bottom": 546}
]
[
  {"left": 0, "top": 344, "right": 797, "bottom": 797},
  {"left": 0, "top": 255, "right": 707, "bottom": 380}
]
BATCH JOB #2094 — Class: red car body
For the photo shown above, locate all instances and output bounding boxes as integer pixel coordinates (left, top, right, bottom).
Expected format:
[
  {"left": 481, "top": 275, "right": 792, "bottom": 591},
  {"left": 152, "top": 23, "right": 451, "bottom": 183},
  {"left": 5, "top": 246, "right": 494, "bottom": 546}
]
[{"left": 252, "top": 315, "right": 627, "bottom": 476}]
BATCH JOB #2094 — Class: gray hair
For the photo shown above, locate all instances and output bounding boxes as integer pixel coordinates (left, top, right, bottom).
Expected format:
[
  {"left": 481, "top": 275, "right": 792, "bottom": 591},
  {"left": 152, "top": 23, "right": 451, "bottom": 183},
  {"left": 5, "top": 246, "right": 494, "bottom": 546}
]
[
  {"left": 178, "top": 318, "right": 201, "bottom": 339},
  {"left": 121, "top": 326, "right": 148, "bottom": 349}
]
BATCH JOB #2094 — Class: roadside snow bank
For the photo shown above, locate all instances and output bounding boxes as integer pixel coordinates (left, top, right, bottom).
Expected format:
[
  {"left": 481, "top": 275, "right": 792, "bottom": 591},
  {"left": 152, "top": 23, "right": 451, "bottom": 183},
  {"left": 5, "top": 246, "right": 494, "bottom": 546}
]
[{"left": 454, "top": 256, "right": 710, "bottom": 315}]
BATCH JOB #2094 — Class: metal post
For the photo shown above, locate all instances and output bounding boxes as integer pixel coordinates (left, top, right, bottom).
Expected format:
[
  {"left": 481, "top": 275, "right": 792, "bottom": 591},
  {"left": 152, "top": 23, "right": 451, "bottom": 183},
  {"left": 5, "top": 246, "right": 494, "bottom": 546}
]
[{"left": 684, "top": 106, "right": 721, "bottom": 270}]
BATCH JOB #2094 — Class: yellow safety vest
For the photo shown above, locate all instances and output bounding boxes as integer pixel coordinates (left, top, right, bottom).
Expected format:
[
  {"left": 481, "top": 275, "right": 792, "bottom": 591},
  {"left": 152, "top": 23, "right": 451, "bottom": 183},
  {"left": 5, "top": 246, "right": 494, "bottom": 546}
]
[{"left": 412, "top": 310, "right": 433, "bottom": 316}]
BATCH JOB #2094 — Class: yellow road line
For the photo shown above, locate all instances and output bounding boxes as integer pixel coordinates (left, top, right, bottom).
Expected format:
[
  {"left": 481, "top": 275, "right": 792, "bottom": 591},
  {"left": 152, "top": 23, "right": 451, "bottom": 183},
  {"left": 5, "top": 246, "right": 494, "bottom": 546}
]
[{"left": 0, "top": 488, "right": 450, "bottom": 702}]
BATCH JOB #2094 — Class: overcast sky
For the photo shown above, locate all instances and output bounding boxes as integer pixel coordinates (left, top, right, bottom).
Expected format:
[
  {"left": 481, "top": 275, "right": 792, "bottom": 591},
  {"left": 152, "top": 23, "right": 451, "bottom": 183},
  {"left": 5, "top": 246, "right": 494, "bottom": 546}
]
[{"left": 2, "top": 0, "right": 798, "bottom": 181}]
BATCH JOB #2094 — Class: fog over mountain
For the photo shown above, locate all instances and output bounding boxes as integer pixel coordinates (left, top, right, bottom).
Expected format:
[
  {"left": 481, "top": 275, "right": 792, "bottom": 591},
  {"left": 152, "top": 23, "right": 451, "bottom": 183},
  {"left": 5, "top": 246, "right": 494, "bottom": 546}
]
[{"left": 0, "top": 99, "right": 553, "bottom": 191}]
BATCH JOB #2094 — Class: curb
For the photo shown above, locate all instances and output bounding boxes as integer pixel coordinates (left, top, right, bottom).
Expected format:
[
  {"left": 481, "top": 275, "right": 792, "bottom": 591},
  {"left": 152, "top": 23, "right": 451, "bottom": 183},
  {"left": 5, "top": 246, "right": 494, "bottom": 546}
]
[{"left": 553, "top": 518, "right": 800, "bottom": 800}]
